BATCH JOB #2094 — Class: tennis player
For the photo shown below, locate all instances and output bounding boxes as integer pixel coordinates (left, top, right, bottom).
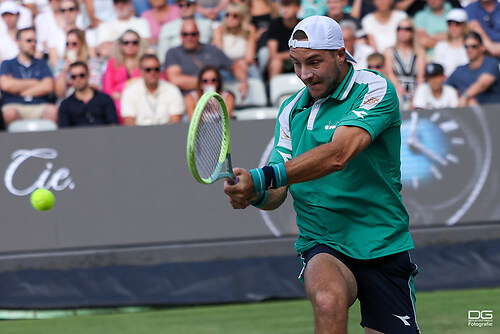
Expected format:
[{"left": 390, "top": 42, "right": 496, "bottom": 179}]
[{"left": 224, "top": 16, "right": 420, "bottom": 334}]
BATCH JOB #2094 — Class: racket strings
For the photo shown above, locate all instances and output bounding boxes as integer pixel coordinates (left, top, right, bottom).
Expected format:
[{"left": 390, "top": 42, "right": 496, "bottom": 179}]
[{"left": 195, "top": 98, "right": 224, "bottom": 179}]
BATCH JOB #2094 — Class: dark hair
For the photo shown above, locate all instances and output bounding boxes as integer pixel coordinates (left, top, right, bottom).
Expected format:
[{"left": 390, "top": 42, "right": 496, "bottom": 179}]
[
  {"left": 464, "top": 31, "right": 482, "bottom": 44},
  {"left": 197, "top": 66, "right": 223, "bottom": 95},
  {"left": 69, "top": 61, "right": 89, "bottom": 73},
  {"left": 16, "top": 27, "right": 35, "bottom": 40},
  {"left": 292, "top": 30, "right": 308, "bottom": 41},
  {"left": 281, "top": 0, "right": 301, "bottom": 6},
  {"left": 139, "top": 53, "right": 160, "bottom": 67}
]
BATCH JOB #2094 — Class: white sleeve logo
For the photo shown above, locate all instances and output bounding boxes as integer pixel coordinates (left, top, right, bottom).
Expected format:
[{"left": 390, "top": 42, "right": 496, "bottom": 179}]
[{"left": 352, "top": 110, "right": 368, "bottom": 118}]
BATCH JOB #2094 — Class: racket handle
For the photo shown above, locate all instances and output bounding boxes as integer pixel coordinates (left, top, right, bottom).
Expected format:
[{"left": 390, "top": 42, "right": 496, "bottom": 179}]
[{"left": 227, "top": 176, "right": 239, "bottom": 185}]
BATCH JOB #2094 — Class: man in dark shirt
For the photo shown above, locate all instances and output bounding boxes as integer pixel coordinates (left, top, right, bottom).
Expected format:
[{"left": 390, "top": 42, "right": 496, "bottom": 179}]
[
  {"left": 58, "top": 61, "right": 118, "bottom": 127},
  {"left": 266, "top": 0, "right": 301, "bottom": 79}
]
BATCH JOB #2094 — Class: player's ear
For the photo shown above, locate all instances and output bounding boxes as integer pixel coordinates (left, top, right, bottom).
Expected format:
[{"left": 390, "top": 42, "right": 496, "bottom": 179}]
[{"left": 336, "top": 48, "right": 347, "bottom": 63}]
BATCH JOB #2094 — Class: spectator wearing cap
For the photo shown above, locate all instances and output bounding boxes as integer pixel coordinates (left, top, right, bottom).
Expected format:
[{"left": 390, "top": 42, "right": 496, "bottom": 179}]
[
  {"left": 58, "top": 61, "right": 118, "bottom": 127},
  {"left": 446, "top": 31, "right": 500, "bottom": 106},
  {"left": 165, "top": 19, "right": 248, "bottom": 97},
  {"left": 466, "top": 0, "right": 500, "bottom": 57},
  {"left": 157, "top": 0, "right": 213, "bottom": 65},
  {"left": 0, "top": 27, "right": 58, "bottom": 127},
  {"left": 412, "top": 63, "right": 459, "bottom": 109},
  {"left": 97, "top": 0, "right": 152, "bottom": 59},
  {"left": 432, "top": 8, "right": 469, "bottom": 77},
  {"left": 0, "top": 1, "right": 32, "bottom": 31},
  {"left": 0, "top": 1, "right": 21, "bottom": 61},
  {"left": 413, "top": 0, "right": 453, "bottom": 59}
]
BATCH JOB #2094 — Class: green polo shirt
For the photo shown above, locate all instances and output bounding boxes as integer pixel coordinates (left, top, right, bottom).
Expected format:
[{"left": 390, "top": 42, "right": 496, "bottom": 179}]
[{"left": 269, "top": 67, "right": 414, "bottom": 260}]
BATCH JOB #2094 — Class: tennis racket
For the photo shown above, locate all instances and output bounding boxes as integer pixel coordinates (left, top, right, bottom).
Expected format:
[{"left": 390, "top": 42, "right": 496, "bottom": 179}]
[{"left": 186, "top": 92, "right": 238, "bottom": 185}]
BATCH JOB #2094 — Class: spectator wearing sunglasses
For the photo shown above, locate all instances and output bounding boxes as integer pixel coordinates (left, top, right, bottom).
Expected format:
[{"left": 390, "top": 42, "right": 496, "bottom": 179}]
[
  {"left": 47, "top": 0, "right": 98, "bottom": 68},
  {"left": 97, "top": 0, "right": 152, "bottom": 59},
  {"left": 58, "top": 61, "right": 118, "bottom": 127},
  {"left": 0, "top": 28, "right": 58, "bottom": 127},
  {"left": 53, "top": 29, "right": 106, "bottom": 100},
  {"left": 185, "top": 65, "right": 234, "bottom": 120},
  {"left": 157, "top": 0, "right": 213, "bottom": 64},
  {"left": 121, "top": 54, "right": 185, "bottom": 125},
  {"left": 466, "top": 0, "right": 500, "bottom": 57},
  {"left": 446, "top": 31, "right": 500, "bottom": 106},
  {"left": 102, "top": 30, "right": 148, "bottom": 122}
]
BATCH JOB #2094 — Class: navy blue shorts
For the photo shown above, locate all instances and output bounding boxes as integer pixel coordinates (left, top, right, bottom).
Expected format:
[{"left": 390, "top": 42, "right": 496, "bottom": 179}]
[{"left": 300, "top": 244, "right": 421, "bottom": 333}]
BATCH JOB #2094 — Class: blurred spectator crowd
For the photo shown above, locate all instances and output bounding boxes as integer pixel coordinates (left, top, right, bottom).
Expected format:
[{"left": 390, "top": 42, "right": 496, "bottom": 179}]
[{"left": 0, "top": 0, "right": 499, "bottom": 130}]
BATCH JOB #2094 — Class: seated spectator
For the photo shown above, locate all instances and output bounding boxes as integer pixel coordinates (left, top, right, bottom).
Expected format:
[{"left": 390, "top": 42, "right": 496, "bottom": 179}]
[
  {"left": 53, "top": 29, "right": 106, "bottom": 99},
  {"left": 103, "top": 30, "right": 147, "bottom": 122},
  {"left": 266, "top": 0, "right": 301, "bottom": 80},
  {"left": 432, "top": 8, "right": 469, "bottom": 77},
  {"left": 413, "top": 0, "right": 453, "bottom": 60},
  {"left": 249, "top": 0, "right": 278, "bottom": 47},
  {"left": 141, "top": 0, "right": 181, "bottom": 46},
  {"left": 341, "top": 20, "right": 374, "bottom": 70},
  {"left": 185, "top": 65, "right": 235, "bottom": 120},
  {"left": 97, "top": 0, "right": 152, "bottom": 59},
  {"left": 465, "top": 0, "right": 500, "bottom": 57},
  {"left": 300, "top": 0, "right": 327, "bottom": 18},
  {"left": 48, "top": 0, "right": 98, "bottom": 67},
  {"left": 212, "top": 3, "right": 260, "bottom": 79},
  {"left": 0, "top": 0, "right": 32, "bottom": 32},
  {"left": 157, "top": 0, "right": 213, "bottom": 65},
  {"left": 326, "top": 0, "right": 361, "bottom": 29},
  {"left": 446, "top": 32, "right": 500, "bottom": 106},
  {"left": 58, "top": 61, "right": 118, "bottom": 127},
  {"left": 367, "top": 52, "right": 388, "bottom": 77},
  {"left": 196, "top": 0, "right": 229, "bottom": 21},
  {"left": 361, "top": 0, "right": 408, "bottom": 53},
  {"left": 165, "top": 19, "right": 248, "bottom": 97},
  {"left": 34, "top": 0, "right": 63, "bottom": 57},
  {"left": 413, "top": 63, "right": 459, "bottom": 109},
  {"left": 121, "top": 54, "right": 185, "bottom": 125},
  {"left": 0, "top": 1, "right": 21, "bottom": 61},
  {"left": 384, "top": 18, "right": 425, "bottom": 110},
  {"left": 0, "top": 27, "right": 57, "bottom": 127}
]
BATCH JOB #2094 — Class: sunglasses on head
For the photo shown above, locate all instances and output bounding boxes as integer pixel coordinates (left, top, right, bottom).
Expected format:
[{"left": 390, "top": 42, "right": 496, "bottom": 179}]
[
  {"left": 202, "top": 78, "right": 217, "bottom": 83},
  {"left": 143, "top": 67, "right": 160, "bottom": 73},
  {"left": 121, "top": 40, "right": 139, "bottom": 45},
  {"left": 70, "top": 73, "right": 86, "bottom": 79},
  {"left": 397, "top": 26, "right": 413, "bottom": 32},
  {"left": 60, "top": 7, "right": 77, "bottom": 13},
  {"left": 182, "top": 32, "right": 199, "bottom": 37}
]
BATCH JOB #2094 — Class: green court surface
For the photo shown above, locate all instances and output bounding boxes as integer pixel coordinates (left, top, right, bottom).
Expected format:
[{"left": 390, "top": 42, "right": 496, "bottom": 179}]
[{"left": 0, "top": 287, "right": 498, "bottom": 334}]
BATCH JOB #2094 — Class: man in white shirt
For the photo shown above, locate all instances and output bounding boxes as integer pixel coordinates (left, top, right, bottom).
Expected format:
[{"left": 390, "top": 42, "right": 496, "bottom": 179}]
[
  {"left": 413, "top": 63, "right": 459, "bottom": 110},
  {"left": 0, "top": 1, "right": 21, "bottom": 60},
  {"left": 97, "top": 0, "right": 151, "bottom": 58},
  {"left": 121, "top": 54, "right": 185, "bottom": 126}
]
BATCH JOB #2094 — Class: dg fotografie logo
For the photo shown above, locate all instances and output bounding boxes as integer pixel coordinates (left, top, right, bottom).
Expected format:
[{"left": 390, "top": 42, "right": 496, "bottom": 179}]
[{"left": 468, "top": 310, "right": 493, "bottom": 327}]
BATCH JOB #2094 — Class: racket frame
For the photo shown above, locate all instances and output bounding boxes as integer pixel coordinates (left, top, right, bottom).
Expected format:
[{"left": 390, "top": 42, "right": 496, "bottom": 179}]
[{"left": 187, "top": 92, "right": 234, "bottom": 184}]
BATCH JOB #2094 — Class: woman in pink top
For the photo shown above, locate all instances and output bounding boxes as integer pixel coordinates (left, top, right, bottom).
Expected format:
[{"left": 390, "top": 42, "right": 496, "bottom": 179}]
[
  {"left": 141, "top": 0, "right": 181, "bottom": 45},
  {"left": 103, "top": 30, "right": 147, "bottom": 123}
]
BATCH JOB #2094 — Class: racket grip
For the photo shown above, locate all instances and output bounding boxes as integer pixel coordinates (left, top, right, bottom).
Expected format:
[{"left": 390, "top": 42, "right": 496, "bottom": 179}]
[{"left": 227, "top": 176, "right": 239, "bottom": 185}]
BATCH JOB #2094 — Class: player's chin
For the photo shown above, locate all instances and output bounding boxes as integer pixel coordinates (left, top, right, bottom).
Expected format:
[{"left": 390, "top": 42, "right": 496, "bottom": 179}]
[{"left": 307, "top": 84, "right": 327, "bottom": 99}]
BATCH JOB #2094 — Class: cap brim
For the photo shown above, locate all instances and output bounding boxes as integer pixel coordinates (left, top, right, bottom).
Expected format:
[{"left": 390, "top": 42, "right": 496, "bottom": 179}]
[{"left": 345, "top": 50, "right": 357, "bottom": 64}]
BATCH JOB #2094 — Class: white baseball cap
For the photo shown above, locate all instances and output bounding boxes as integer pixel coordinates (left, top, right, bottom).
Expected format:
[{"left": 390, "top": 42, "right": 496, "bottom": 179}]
[
  {"left": 288, "top": 15, "right": 357, "bottom": 63},
  {"left": 446, "top": 8, "right": 468, "bottom": 23},
  {"left": 0, "top": 1, "right": 20, "bottom": 15}
]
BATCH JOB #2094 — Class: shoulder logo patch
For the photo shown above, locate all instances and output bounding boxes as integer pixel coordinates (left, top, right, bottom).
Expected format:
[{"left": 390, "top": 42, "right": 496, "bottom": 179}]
[{"left": 363, "top": 97, "right": 380, "bottom": 105}]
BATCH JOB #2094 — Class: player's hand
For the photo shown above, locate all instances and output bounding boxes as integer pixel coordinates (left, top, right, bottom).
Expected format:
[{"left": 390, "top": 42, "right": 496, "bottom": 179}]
[{"left": 224, "top": 167, "right": 257, "bottom": 209}]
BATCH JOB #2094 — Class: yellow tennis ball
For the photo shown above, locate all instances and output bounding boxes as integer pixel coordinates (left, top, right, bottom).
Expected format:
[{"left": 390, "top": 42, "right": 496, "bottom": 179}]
[{"left": 30, "top": 189, "right": 55, "bottom": 211}]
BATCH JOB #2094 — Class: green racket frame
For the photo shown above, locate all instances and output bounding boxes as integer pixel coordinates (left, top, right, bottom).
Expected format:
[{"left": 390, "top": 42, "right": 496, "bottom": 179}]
[{"left": 186, "top": 92, "right": 234, "bottom": 184}]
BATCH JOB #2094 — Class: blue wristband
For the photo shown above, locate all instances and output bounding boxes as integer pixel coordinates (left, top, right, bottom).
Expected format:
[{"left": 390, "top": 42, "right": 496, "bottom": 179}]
[
  {"left": 249, "top": 163, "right": 288, "bottom": 193},
  {"left": 250, "top": 190, "right": 269, "bottom": 208}
]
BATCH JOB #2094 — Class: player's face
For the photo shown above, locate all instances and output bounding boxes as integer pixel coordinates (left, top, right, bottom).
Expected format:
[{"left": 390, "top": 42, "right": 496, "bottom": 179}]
[{"left": 290, "top": 47, "right": 343, "bottom": 102}]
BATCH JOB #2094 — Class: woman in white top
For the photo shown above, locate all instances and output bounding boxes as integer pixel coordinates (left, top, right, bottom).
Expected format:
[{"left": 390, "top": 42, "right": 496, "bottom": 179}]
[
  {"left": 212, "top": 3, "right": 260, "bottom": 79},
  {"left": 185, "top": 66, "right": 235, "bottom": 121},
  {"left": 361, "top": 0, "right": 408, "bottom": 53},
  {"left": 432, "top": 8, "right": 469, "bottom": 77}
]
